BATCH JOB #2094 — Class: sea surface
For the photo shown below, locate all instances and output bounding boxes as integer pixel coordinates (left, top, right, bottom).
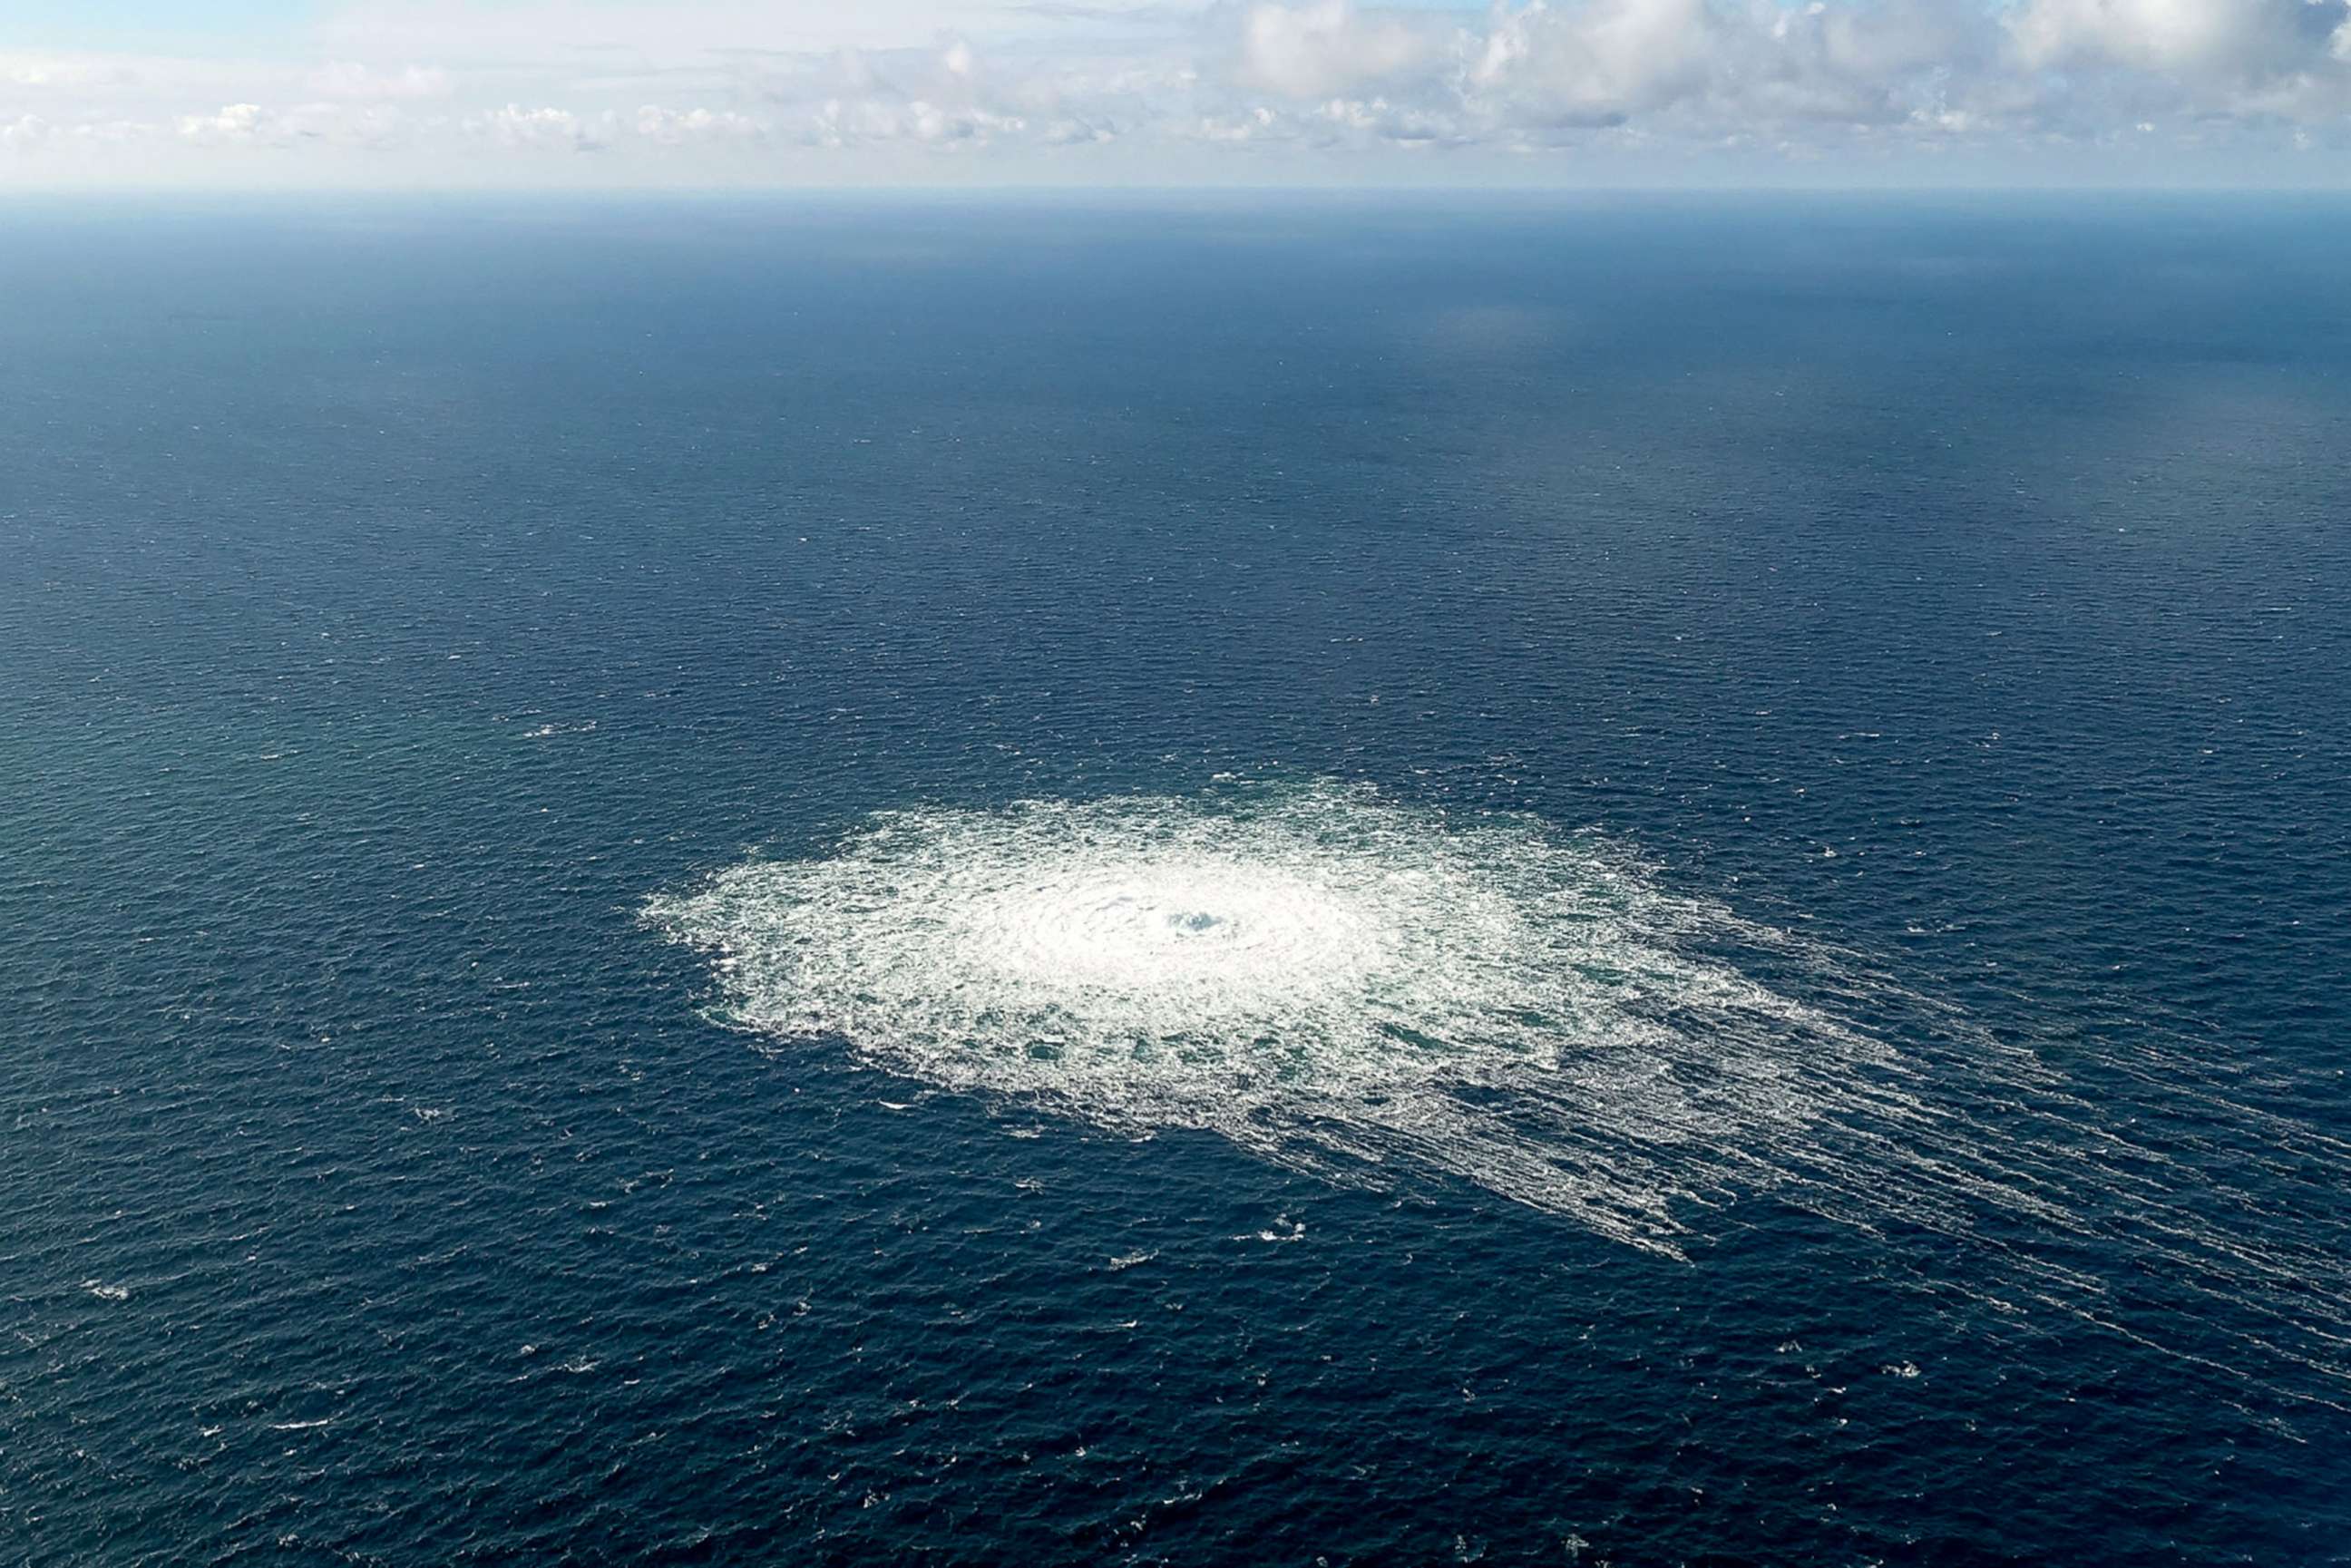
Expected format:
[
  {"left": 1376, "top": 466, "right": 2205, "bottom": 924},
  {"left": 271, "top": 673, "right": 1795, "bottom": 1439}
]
[{"left": 3, "top": 194, "right": 2348, "bottom": 1565}]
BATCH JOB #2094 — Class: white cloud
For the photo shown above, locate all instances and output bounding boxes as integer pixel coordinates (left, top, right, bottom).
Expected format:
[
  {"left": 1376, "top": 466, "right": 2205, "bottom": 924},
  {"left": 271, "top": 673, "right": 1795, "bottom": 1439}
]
[
  {"left": 4, "top": 52, "right": 138, "bottom": 90},
  {"left": 807, "top": 95, "right": 1026, "bottom": 148},
  {"left": 471, "top": 103, "right": 608, "bottom": 151},
  {"left": 6, "top": 1, "right": 2351, "bottom": 183},
  {"left": 1236, "top": 1, "right": 1439, "bottom": 97},
  {"left": 159, "top": 98, "right": 422, "bottom": 152},
  {"left": 2006, "top": 0, "right": 2351, "bottom": 124},
  {"left": 1469, "top": 0, "right": 1722, "bottom": 127},
  {"left": 633, "top": 104, "right": 764, "bottom": 143},
  {"left": 177, "top": 102, "right": 275, "bottom": 143},
  {"left": 1, "top": 113, "right": 54, "bottom": 151},
  {"left": 307, "top": 62, "right": 454, "bottom": 101},
  {"left": 2009, "top": 0, "right": 2331, "bottom": 77}
]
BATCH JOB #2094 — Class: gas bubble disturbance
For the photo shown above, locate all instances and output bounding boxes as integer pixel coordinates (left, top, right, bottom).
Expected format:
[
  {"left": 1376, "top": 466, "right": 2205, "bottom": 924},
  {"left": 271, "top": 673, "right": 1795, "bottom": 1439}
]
[{"left": 650, "top": 783, "right": 2351, "bottom": 1403}]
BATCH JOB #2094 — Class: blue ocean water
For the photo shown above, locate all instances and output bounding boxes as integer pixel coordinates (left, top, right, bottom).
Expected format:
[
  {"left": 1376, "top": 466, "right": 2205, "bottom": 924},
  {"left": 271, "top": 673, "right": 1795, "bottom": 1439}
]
[{"left": 3, "top": 194, "right": 2348, "bottom": 1565}]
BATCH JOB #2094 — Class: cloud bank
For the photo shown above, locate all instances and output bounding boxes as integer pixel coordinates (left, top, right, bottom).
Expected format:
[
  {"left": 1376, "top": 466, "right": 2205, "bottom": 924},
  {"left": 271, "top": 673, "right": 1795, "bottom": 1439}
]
[{"left": 5, "top": 0, "right": 2351, "bottom": 185}]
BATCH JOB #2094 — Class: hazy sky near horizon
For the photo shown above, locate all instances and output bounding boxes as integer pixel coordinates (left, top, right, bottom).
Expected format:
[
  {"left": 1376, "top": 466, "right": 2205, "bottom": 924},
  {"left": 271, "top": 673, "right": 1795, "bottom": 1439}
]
[{"left": 5, "top": 0, "right": 2350, "bottom": 189}]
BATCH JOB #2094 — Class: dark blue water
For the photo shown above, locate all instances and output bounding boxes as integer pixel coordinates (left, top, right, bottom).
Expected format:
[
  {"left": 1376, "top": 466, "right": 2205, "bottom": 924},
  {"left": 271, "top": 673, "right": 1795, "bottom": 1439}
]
[{"left": 5, "top": 195, "right": 2347, "bottom": 1565}]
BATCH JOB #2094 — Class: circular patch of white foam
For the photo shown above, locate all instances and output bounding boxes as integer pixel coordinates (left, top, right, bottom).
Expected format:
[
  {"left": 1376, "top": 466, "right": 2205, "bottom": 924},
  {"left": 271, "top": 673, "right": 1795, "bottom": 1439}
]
[{"left": 649, "top": 783, "right": 1908, "bottom": 1252}]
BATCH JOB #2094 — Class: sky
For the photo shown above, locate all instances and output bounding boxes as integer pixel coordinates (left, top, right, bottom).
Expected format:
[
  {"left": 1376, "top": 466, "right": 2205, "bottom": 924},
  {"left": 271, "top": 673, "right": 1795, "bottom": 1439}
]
[{"left": 3, "top": 0, "right": 2350, "bottom": 188}]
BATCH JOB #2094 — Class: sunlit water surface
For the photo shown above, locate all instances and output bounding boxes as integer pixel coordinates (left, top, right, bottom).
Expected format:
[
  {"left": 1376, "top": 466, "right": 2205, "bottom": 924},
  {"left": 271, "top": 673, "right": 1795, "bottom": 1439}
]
[{"left": 5, "top": 198, "right": 2348, "bottom": 1565}]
